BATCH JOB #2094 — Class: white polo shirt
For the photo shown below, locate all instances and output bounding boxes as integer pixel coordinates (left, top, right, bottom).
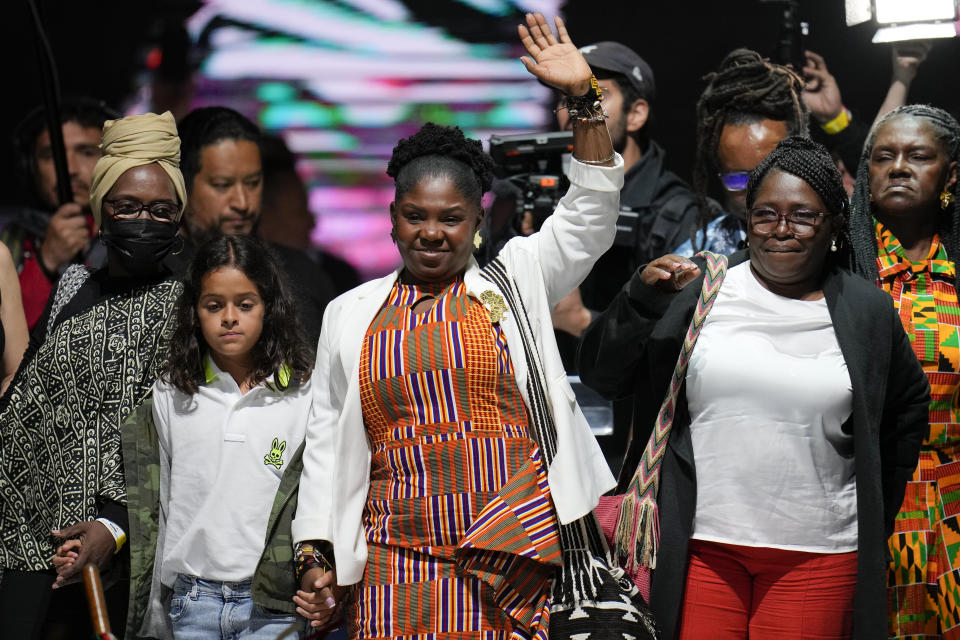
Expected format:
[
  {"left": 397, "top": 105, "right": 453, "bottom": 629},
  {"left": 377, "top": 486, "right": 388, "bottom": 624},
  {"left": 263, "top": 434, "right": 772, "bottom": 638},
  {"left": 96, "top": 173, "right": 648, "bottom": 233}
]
[{"left": 152, "top": 358, "right": 311, "bottom": 585}]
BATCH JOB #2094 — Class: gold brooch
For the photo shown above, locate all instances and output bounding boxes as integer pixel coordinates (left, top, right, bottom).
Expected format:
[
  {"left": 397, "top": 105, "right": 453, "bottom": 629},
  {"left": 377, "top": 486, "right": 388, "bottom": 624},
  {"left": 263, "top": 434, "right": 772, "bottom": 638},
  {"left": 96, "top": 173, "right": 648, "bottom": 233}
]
[{"left": 479, "top": 290, "right": 507, "bottom": 323}]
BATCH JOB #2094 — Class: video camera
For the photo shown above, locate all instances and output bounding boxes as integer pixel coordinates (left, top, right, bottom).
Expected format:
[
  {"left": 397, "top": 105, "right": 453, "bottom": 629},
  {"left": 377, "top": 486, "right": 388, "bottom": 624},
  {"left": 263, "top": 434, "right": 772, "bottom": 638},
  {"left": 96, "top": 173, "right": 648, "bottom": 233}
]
[
  {"left": 488, "top": 131, "right": 572, "bottom": 234},
  {"left": 488, "top": 130, "right": 645, "bottom": 250}
]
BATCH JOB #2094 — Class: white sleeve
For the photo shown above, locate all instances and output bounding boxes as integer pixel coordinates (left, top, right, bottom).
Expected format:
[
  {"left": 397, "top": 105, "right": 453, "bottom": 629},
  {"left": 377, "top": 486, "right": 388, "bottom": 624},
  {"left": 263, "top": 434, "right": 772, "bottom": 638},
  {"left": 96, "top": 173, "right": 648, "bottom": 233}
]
[
  {"left": 500, "top": 154, "right": 624, "bottom": 309},
  {"left": 291, "top": 306, "right": 338, "bottom": 545}
]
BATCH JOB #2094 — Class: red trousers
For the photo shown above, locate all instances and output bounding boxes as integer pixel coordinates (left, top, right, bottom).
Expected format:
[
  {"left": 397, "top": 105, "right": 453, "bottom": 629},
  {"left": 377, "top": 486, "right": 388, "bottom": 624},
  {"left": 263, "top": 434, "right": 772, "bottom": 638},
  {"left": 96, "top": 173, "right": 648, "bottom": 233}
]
[{"left": 678, "top": 539, "right": 858, "bottom": 640}]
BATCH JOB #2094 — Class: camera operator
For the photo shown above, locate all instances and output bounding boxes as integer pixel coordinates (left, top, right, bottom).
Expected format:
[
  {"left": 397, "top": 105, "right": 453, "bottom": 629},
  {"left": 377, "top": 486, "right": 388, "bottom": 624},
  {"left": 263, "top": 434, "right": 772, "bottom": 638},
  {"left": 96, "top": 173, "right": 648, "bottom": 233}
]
[{"left": 552, "top": 42, "right": 699, "bottom": 356}]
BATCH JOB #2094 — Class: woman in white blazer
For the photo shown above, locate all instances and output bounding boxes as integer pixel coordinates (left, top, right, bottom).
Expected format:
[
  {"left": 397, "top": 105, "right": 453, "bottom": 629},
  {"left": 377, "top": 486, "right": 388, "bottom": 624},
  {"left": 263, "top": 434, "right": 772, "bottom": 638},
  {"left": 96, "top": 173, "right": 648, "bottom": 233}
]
[{"left": 291, "top": 14, "right": 625, "bottom": 638}]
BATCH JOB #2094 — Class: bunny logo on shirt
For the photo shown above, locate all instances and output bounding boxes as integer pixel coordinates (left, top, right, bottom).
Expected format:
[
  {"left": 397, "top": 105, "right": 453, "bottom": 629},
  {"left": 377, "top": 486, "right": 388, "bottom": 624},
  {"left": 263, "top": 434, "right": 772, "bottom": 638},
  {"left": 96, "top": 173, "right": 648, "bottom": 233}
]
[{"left": 264, "top": 438, "right": 286, "bottom": 469}]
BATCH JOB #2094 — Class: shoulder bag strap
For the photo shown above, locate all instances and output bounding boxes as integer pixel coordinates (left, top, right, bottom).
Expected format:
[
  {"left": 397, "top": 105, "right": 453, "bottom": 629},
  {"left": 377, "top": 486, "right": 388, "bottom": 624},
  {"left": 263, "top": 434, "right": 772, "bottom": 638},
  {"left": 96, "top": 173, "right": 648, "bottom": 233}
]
[{"left": 613, "top": 250, "right": 728, "bottom": 572}]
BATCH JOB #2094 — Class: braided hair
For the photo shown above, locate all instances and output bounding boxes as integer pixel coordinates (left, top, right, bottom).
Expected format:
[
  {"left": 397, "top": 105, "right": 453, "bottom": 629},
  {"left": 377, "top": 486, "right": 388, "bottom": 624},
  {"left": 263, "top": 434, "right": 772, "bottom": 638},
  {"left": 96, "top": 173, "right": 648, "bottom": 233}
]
[
  {"left": 848, "top": 105, "right": 960, "bottom": 295},
  {"left": 746, "top": 136, "right": 850, "bottom": 261},
  {"left": 693, "top": 49, "right": 809, "bottom": 248},
  {"left": 386, "top": 123, "right": 496, "bottom": 208}
]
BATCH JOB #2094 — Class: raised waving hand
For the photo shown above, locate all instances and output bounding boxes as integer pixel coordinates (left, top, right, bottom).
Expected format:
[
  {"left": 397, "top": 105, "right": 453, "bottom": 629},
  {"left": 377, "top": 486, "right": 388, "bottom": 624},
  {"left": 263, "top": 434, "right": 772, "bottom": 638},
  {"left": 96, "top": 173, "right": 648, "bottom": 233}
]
[{"left": 518, "top": 13, "right": 592, "bottom": 97}]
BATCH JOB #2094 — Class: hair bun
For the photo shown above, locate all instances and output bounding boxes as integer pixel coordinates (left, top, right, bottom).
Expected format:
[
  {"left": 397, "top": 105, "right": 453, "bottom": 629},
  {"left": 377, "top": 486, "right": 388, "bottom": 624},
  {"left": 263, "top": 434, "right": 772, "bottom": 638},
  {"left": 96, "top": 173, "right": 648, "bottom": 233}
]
[{"left": 386, "top": 123, "right": 495, "bottom": 193}]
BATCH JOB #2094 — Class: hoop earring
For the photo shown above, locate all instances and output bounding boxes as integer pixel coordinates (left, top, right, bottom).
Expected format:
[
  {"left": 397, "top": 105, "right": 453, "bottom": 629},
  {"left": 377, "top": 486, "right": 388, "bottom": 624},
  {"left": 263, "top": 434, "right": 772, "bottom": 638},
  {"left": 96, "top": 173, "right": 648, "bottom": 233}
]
[
  {"left": 172, "top": 232, "right": 185, "bottom": 256},
  {"left": 941, "top": 191, "right": 954, "bottom": 210},
  {"left": 473, "top": 230, "right": 483, "bottom": 250}
]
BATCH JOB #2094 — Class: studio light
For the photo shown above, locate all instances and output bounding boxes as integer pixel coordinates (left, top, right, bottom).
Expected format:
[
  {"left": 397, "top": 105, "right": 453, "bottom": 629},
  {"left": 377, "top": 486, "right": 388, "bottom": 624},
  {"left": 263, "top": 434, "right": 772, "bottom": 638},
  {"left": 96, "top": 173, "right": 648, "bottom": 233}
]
[{"left": 845, "top": 0, "right": 959, "bottom": 42}]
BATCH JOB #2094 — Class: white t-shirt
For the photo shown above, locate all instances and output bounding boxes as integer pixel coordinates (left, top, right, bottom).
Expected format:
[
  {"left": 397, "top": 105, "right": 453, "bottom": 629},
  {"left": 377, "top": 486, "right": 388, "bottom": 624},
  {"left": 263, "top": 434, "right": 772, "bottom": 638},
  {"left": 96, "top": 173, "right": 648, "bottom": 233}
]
[
  {"left": 685, "top": 262, "right": 857, "bottom": 552},
  {"left": 152, "top": 358, "right": 311, "bottom": 585}
]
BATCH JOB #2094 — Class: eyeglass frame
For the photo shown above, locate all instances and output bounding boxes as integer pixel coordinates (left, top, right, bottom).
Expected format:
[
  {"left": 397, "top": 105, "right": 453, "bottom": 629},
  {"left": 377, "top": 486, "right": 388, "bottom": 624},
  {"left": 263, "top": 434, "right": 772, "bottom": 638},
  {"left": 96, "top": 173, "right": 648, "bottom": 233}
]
[
  {"left": 717, "top": 171, "right": 751, "bottom": 192},
  {"left": 747, "top": 207, "right": 834, "bottom": 236},
  {"left": 102, "top": 198, "right": 181, "bottom": 223}
]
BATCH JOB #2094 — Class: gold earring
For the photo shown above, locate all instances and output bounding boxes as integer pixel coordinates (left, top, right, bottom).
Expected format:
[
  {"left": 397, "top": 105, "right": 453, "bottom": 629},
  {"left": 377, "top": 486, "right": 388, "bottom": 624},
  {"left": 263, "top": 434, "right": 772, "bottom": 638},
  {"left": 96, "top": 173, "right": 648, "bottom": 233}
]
[
  {"left": 473, "top": 230, "right": 483, "bottom": 250},
  {"left": 941, "top": 191, "right": 954, "bottom": 210},
  {"left": 868, "top": 191, "right": 874, "bottom": 203}
]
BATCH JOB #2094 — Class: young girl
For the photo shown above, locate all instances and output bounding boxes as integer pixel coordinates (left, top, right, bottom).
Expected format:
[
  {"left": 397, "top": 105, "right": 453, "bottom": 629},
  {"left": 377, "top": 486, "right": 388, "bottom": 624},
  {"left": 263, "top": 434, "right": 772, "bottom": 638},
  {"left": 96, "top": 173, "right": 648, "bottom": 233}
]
[
  {"left": 157, "top": 233, "right": 319, "bottom": 638},
  {"left": 50, "top": 233, "right": 320, "bottom": 637}
]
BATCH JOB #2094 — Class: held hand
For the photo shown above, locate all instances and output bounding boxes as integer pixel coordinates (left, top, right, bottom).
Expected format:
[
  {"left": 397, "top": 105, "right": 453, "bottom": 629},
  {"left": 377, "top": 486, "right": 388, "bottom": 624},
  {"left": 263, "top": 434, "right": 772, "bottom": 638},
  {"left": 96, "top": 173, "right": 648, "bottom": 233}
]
[
  {"left": 50, "top": 521, "right": 116, "bottom": 589},
  {"left": 40, "top": 203, "right": 89, "bottom": 273},
  {"left": 640, "top": 255, "right": 702, "bottom": 292},
  {"left": 518, "top": 13, "right": 593, "bottom": 96},
  {"left": 801, "top": 51, "right": 844, "bottom": 124},
  {"left": 294, "top": 567, "right": 345, "bottom": 629},
  {"left": 52, "top": 538, "right": 82, "bottom": 577},
  {"left": 892, "top": 41, "right": 932, "bottom": 85}
]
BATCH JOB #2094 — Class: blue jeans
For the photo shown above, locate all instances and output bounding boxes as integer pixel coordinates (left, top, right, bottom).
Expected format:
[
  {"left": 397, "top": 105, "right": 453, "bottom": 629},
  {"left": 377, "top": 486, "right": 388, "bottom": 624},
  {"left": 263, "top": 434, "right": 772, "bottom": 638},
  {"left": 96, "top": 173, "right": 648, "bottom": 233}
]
[{"left": 170, "top": 574, "right": 303, "bottom": 639}]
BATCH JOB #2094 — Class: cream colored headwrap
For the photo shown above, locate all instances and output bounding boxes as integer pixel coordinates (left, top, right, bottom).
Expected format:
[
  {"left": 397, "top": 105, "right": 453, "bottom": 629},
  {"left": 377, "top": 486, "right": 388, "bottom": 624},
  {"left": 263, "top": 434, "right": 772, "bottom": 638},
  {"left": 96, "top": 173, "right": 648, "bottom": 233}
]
[{"left": 88, "top": 111, "right": 187, "bottom": 224}]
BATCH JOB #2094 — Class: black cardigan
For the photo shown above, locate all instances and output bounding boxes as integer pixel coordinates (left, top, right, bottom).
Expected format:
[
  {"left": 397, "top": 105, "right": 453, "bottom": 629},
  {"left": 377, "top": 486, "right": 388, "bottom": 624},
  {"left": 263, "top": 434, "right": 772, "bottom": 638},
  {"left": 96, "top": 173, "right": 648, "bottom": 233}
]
[{"left": 578, "top": 250, "right": 930, "bottom": 640}]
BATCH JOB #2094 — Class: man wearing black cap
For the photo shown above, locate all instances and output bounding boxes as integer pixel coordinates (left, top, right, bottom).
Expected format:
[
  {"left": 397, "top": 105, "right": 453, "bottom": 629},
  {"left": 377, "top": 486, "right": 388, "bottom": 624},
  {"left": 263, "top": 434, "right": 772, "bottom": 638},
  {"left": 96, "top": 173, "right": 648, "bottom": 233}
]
[
  {"left": 552, "top": 42, "right": 699, "bottom": 342},
  {"left": 550, "top": 42, "right": 699, "bottom": 473}
]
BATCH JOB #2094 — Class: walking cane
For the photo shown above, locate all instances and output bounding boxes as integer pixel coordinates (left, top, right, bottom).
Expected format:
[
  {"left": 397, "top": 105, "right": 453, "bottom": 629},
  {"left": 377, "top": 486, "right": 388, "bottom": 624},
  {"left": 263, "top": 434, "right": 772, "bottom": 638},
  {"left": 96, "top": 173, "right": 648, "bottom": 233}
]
[{"left": 83, "top": 564, "right": 117, "bottom": 640}]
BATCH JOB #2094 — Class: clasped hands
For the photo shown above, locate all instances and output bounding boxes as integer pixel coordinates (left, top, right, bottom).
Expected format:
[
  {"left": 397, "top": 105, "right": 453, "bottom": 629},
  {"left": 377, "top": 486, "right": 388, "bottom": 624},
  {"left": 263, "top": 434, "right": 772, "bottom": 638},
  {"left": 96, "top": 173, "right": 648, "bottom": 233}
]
[{"left": 50, "top": 520, "right": 117, "bottom": 589}]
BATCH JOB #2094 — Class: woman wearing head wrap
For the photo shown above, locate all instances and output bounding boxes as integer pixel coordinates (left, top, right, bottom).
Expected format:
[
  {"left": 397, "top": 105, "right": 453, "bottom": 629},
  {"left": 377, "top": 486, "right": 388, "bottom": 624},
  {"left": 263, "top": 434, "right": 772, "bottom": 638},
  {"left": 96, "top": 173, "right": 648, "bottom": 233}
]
[
  {"left": 848, "top": 105, "right": 960, "bottom": 639},
  {"left": 580, "top": 137, "right": 930, "bottom": 639},
  {"left": 0, "top": 112, "right": 186, "bottom": 637}
]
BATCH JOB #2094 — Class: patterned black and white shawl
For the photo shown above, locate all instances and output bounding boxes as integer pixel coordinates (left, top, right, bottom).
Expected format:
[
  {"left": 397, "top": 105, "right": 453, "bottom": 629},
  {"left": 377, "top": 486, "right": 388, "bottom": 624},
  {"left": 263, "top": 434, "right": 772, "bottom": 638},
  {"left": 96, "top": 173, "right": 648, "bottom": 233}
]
[
  {"left": 0, "top": 265, "right": 181, "bottom": 571},
  {"left": 480, "top": 258, "right": 658, "bottom": 639}
]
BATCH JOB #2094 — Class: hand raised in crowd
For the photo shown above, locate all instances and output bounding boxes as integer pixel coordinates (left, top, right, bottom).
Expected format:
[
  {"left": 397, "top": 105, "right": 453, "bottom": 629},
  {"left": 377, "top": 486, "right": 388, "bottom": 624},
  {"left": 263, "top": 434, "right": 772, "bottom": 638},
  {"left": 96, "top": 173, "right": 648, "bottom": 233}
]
[
  {"left": 295, "top": 566, "right": 345, "bottom": 629},
  {"left": 801, "top": 51, "right": 844, "bottom": 124},
  {"left": 891, "top": 40, "right": 932, "bottom": 85},
  {"left": 641, "top": 255, "right": 701, "bottom": 292},
  {"left": 49, "top": 520, "right": 117, "bottom": 589},
  {"left": 518, "top": 13, "right": 593, "bottom": 96},
  {"left": 40, "top": 202, "right": 90, "bottom": 274}
]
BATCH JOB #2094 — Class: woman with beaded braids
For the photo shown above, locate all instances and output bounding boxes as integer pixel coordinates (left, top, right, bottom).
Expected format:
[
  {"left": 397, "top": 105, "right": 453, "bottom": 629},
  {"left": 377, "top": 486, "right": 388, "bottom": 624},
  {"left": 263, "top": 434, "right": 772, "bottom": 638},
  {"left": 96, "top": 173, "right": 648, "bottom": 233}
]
[
  {"left": 848, "top": 104, "right": 960, "bottom": 639},
  {"left": 580, "top": 137, "right": 929, "bottom": 639},
  {"left": 290, "top": 13, "right": 630, "bottom": 640}
]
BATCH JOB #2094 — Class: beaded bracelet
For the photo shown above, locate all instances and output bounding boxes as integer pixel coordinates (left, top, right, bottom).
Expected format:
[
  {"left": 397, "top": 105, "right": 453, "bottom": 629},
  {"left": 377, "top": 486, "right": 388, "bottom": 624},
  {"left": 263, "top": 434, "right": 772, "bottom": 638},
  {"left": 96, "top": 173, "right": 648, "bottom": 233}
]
[
  {"left": 295, "top": 541, "right": 335, "bottom": 582},
  {"left": 557, "top": 76, "right": 606, "bottom": 124}
]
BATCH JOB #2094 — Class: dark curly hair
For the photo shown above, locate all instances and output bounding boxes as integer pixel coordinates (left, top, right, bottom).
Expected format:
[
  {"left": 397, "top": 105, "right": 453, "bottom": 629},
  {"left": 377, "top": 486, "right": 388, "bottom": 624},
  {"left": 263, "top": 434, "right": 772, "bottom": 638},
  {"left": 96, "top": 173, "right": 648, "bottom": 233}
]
[
  {"left": 13, "top": 96, "right": 120, "bottom": 208},
  {"left": 692, "top": 48, "right": 808, "bottom": 249},
  {"left": 386, "top": 122, "right": 496, "bottom": 206},
  {"left": 161, "top": 234, "right": 313, "bottom": 395},
  {"left": 849, "top": 105, "right": 960, "bottom": 296},
  {"left": 746, "top": 136, "right": 850, "bottom": 262}
]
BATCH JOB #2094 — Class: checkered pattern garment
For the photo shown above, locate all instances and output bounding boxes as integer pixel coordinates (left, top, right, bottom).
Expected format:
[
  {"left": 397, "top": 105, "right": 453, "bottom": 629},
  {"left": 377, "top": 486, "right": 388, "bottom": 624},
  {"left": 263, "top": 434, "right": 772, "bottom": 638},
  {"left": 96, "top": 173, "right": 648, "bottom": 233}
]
[
  {"left": 878, "top": 221, "right": 960, "bottom": 640},
  {"left": 351, "top": 279, "right": 562, "bottom": 640}
]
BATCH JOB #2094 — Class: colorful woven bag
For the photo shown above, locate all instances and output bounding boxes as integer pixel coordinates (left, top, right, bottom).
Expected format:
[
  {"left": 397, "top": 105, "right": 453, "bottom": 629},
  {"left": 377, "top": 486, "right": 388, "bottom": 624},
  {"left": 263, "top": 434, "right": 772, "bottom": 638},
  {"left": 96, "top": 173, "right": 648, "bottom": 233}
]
[{"left": 596, "top": 251, "right": 729, "bottom": 602}]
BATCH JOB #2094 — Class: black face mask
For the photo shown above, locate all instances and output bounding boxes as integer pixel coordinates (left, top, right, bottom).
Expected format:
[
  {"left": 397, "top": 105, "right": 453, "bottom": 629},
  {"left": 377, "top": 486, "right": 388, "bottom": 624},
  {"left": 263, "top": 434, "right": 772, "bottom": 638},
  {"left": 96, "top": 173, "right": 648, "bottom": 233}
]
[{"left": 101, "top": 218, "right": 180, "bottom": 275}]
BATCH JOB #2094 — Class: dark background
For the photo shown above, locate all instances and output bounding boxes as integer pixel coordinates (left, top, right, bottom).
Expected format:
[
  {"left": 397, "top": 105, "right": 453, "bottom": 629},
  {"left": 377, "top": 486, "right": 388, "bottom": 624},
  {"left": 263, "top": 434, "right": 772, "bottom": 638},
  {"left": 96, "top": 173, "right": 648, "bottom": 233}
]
[{"left": 2, "top": 0, "right": 958, "bottom": 205}]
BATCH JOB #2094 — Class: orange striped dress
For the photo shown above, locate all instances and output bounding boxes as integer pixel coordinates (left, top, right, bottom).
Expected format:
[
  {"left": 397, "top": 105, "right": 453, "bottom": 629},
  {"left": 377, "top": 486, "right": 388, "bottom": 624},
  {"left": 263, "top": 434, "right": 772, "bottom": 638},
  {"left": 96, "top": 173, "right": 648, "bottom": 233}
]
[{"left": 351, "top": 279, "right": 562, "bottom": 640}]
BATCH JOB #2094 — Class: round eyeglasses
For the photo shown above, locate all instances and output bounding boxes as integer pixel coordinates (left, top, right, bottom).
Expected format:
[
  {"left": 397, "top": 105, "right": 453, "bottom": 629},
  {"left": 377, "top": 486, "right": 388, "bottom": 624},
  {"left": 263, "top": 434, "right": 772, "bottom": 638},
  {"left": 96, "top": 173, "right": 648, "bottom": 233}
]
[
  {"left": 748, "top": 208, "right": 832, "bottom": 236},
  {"left": 103, "top": 198, "right": 180, "bottom": 222}
]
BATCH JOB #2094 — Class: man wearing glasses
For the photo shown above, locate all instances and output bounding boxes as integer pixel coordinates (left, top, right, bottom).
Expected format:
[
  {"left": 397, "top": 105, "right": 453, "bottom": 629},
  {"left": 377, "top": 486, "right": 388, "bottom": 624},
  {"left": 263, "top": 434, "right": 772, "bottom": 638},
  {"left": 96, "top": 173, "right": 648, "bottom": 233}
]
[{"left": 674, "top": 48, "right": 808, "bottom": 257}]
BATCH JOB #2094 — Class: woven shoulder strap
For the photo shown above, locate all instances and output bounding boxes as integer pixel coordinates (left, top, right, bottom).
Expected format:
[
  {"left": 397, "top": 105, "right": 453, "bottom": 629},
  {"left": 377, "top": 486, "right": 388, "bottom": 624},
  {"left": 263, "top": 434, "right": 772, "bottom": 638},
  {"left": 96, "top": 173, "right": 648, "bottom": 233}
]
[{"left": 613, "top": 250, "right": 728, "bottom": 572}]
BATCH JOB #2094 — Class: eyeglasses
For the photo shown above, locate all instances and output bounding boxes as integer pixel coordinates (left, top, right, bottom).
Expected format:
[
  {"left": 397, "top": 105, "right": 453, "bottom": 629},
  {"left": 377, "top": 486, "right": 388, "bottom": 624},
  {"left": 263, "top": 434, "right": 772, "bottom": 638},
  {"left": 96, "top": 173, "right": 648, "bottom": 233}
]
[
  {"left": 103, "top": 198, "right": 180, "bottom": 222},
  {"left": 717, "top": 171, "right": 751, "bottom": 192},
  {"left": 748, "top": 208, "right": 833, "bottom": 236}
]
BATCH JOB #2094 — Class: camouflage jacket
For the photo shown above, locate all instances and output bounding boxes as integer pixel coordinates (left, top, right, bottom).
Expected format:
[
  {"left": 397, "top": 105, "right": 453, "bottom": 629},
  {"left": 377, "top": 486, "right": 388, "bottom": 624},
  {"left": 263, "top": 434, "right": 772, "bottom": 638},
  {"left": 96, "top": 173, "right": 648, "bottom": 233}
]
[{"left": 121, "top": 396, "right": 304, "bottom": 639}]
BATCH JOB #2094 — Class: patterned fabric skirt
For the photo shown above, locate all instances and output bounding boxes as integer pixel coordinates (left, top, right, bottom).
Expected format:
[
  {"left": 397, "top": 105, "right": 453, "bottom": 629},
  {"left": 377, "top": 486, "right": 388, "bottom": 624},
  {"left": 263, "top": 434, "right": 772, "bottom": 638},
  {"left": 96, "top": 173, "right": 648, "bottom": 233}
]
[
  {"left": 350, "top": 280, "right": 562, "bottom": 639},
  {"left": 889, "top": 425, "right": 960, "bottom": 640}
]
